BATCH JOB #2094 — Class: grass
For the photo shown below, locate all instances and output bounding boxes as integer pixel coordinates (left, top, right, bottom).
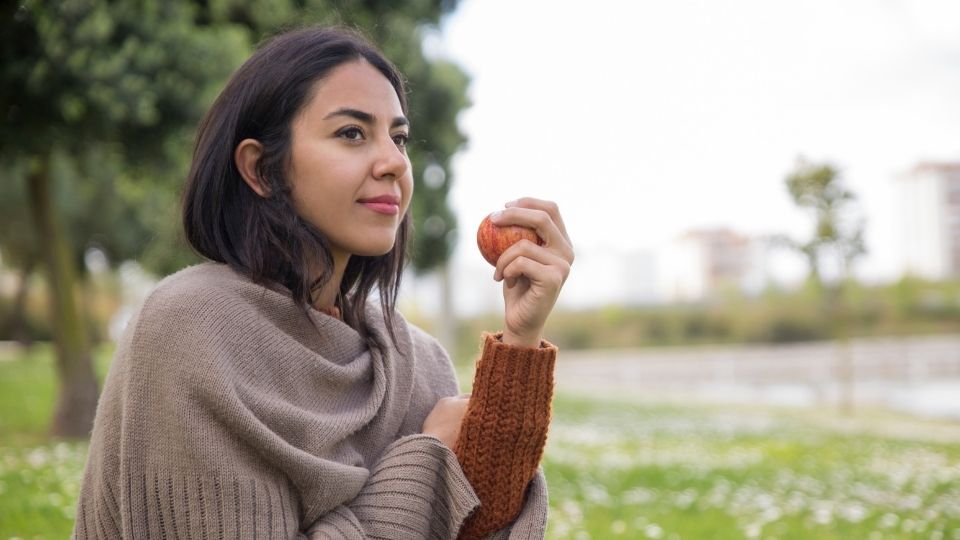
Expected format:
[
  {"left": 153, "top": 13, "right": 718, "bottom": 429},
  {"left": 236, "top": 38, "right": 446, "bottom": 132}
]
[
  {"left": 544, "top": 395, "right": 960, "bottom": 539},
  {"left": 0, "top": 344, "right": 111, "bottom": 538},
  {"left": 1, "top": 346, "right": 959, "bottom": 539}
]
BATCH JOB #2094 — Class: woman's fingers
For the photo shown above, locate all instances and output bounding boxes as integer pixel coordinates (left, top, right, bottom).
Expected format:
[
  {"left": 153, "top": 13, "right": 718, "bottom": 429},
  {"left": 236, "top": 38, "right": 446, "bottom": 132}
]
[
  {"left": 488, "top": 197, "right": 574, "bottom": 346},
  {"left": 490, "top": 205, "right": 574, "bottom": 263},
  {"left": 494, "top": 238, "right": 571, "bottom": 286},
  {"left": 498, "top": 252, "right": 565, "bottom": 344},
  {"left": 505, "top": 197, "right": 570, "bottom": 243},
  {"left": 500, "top": 254, "right": 568, "bottom": 293},
  {"left": 422, "top": 394, "right": 471, "bottom": 450}
]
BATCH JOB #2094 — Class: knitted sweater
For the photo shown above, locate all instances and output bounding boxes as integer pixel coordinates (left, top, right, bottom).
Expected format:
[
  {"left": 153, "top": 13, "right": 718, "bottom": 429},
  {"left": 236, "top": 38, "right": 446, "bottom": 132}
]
[{"left": 73, "top": 263, "right": 556, "bottom": 539}]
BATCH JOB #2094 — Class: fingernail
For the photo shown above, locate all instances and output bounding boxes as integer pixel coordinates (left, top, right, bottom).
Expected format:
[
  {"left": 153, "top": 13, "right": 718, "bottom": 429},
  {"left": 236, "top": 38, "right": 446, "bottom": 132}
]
[
  {"left": 505, "top": 200, "right": 518, "bottom": 207},
  {"left": 490, "top": 210, "right": 503, "bottom": 221}
]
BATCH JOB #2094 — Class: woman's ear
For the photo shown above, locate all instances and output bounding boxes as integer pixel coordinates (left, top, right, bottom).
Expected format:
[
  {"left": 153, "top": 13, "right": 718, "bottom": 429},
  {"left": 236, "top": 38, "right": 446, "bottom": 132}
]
[{"left": 235, "top": 138, "right": 269, "bottom": 197}]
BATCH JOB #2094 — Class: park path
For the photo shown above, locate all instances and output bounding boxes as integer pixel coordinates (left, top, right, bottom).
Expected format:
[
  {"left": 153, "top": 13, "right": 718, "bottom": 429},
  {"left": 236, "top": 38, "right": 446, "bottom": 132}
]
[{"left": 554, "top": 334, "right": 960, "bottom": 419}]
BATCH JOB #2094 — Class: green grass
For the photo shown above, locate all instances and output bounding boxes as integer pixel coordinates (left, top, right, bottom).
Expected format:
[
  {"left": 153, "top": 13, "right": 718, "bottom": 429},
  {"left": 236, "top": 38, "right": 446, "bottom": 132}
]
[
  {"left": 0, "top": 345, "right": 60, "bottom": 444},
  {"left": 0, "top": 344, "right": 113, "bottom": 444},
  {"left": 0, "top": 441, "right": 88, "bottom": 537},
  {"left": 1, "top": 346, "right": 959, "bottom": 539},
  {"left": 0, "top": 344, "right": 112, "bottom": 538},
  {"left": 543, "top": 395, "right": 960, "bottom": 539}
]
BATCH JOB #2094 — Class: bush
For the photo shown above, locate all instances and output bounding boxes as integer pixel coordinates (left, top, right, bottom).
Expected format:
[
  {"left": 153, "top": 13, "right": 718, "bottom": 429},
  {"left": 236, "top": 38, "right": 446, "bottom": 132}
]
[{"left": 452, "top": 278, "right": 960, "bottom": 352}]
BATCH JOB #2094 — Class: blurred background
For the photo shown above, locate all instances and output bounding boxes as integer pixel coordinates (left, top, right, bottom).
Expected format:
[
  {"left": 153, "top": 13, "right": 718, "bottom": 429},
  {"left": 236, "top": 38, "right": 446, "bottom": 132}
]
[{"left": 2, "top": 0, "right": 959, "bottom": 538}]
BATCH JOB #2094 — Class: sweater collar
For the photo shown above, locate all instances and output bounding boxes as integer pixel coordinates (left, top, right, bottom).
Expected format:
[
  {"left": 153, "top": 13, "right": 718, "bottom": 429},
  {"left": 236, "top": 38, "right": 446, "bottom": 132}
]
[{"left": 206, "top": 262, "right": 370, "bottom": 362}]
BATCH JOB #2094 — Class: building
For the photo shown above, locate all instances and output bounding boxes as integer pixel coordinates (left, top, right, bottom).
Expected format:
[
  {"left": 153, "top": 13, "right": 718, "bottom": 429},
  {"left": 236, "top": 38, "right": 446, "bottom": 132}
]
[
  {"left": 654, "top": 228, "right": 803, "bottom": 302},
  {"left": 899, "top": 162, "right": 960, "bottom": 280},
  {"left": 657, "top": 228, "right": 754, "bottom": 302}
]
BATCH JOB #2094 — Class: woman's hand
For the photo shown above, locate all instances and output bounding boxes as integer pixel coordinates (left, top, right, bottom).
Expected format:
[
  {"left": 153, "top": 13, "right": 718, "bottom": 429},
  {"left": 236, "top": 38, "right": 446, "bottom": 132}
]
[
  {"left": 490, "top": 198, "right": 574, "bottom": 347},
  {"left": 422, "top": 394, "right": 471, "bottom": 450}
]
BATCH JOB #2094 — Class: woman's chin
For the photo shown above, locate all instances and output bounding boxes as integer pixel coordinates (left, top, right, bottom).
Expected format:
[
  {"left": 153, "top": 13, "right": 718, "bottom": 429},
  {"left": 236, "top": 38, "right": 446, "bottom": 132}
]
[{"left": 352, "top": 242, "right": 396, "bottom": 258}]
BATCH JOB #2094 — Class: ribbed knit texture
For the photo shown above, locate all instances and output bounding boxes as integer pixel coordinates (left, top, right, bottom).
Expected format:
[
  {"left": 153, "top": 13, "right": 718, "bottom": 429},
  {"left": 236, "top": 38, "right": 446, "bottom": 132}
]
[
  {"left": 455, "top": 333, "right": 557, "bottom": 540},
  {"left": 72, "top": 262, "right": 551, "bottom": 539}
]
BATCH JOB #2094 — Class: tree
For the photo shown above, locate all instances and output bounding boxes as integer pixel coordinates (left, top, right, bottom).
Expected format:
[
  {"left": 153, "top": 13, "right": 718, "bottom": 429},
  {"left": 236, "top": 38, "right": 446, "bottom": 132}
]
[
  {"left": 1, "top": 0, "right": 250, "bottom": 437},
  {"left": 0, "top": 160, "right": 41, "bottom": 345},
  {"left": 783, "top": 158, "right": 866, "bottom": 287},
  {"left": 782, "top": 157, "right": 867, "bottom": 414}
]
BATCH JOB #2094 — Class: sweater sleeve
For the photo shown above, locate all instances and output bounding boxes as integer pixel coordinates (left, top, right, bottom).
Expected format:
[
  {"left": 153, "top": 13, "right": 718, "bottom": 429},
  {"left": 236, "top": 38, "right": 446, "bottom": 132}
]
[
  {"left": 453, "top": 332, "right": 557, "bottom": 540},
  {"left": 303, "top": 434, "right": 480, "bottom": 539}
]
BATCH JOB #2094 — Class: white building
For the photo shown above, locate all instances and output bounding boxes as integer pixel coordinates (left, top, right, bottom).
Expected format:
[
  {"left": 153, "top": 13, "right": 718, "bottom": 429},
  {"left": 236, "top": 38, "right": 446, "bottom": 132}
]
[
  {"left": 899, "top": 162, "right": 960, "bottom": 280},
  {"left": 656, "top": 228, "right": 795, "bottom": 302},
  {"left": 657, "top": 228, "right": 752, "bottom": 302}
]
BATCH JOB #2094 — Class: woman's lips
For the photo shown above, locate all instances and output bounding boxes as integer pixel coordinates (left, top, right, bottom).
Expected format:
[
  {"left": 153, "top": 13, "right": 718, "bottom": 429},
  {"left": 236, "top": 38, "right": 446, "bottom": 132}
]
[
  {"left": 358, "top": 194, "right": 401, "bottom": 215},
  {"left": 360, "top": 201, "right": 400, "bottom": 215}
]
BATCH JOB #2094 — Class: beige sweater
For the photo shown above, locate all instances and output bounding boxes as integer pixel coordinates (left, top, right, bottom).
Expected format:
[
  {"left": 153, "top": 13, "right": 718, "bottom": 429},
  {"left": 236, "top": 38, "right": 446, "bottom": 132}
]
[{"left": 73, "top": 263, "right": 551, "bottom": 539}]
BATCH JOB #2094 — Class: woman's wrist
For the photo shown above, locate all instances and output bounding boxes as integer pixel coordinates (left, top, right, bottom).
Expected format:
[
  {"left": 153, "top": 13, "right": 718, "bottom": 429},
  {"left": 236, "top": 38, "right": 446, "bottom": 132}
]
[{"left": 500, "top": 329, "right": 542, "bottom": 348}]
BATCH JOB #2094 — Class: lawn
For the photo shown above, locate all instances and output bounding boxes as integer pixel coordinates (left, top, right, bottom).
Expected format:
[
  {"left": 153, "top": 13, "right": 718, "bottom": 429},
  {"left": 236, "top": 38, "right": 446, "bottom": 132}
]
[
  {"left": 544, "top": 395, "right": 960, "bottom": 539},
  {"left": 1, "top": 346, "right": 958, "bottom": 539},
  {"left": 0, "top": 344, "right": 112, "bottom": 538}
]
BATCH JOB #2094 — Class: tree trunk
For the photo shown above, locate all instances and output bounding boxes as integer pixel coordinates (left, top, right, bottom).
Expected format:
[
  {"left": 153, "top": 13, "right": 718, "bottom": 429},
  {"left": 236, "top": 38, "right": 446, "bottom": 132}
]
[
  {"left": 830, "top": 282, "right": 854, "bottom": 416},
  {"left": 805, "top": 248, "right": 821, "bottom": 289},
  {"left": 836, "top": 335, "right": 855, "bottom": 415},
  {"left": 27, "top": 157, "right": 99, "bottom": 438}
]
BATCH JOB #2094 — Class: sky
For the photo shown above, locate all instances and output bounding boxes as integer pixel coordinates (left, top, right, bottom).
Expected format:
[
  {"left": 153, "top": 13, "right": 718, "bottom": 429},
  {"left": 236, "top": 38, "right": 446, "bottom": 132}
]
[{"left": 410, "top": 0, "right": 960, "bottom": 315}]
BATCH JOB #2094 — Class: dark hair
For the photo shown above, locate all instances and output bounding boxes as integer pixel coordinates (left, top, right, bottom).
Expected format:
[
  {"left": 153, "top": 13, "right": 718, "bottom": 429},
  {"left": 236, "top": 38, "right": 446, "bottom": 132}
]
[{"left": 182, "top": 26, "right": 411, "bottom": 348}]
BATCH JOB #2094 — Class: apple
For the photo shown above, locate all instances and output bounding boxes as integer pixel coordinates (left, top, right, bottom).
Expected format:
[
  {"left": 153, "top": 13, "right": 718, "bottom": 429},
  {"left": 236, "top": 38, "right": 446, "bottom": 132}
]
[{"left": 476, "top": 213, "right": 544, "bottom": 266}]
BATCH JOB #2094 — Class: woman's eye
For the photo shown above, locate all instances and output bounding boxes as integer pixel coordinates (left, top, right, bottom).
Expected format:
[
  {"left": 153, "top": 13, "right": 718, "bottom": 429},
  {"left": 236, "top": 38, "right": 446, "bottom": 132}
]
[
  {"left": 338, "top": 127, "right": 364, "bottom": 141},
  {"left": 392, "top": 133, "right": 409, "bottom": 147}
]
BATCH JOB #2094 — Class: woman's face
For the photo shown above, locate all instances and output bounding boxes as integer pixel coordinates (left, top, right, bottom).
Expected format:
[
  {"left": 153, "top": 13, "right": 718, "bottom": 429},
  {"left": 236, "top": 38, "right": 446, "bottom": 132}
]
[{"left": 287, "top": 59, "right": 413, "bottom": 263}]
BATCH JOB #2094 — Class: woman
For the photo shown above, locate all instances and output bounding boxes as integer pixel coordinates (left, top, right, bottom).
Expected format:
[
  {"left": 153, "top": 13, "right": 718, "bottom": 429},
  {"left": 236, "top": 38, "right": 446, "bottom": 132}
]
[{"left": 74, "top": 26, "right": 573, "bottom": 539}]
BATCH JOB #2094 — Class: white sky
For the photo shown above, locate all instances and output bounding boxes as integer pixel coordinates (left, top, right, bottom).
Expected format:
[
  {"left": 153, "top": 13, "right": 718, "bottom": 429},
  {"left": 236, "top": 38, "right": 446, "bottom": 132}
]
[{"left": 414, "top": 0, "right": 960, "bottom": 314}]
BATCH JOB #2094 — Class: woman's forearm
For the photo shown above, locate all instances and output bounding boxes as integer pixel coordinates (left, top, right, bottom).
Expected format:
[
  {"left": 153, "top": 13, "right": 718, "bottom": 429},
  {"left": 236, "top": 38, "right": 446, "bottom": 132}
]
[{"left": 453, "top": 332, "right": 557, "bottom": 540}]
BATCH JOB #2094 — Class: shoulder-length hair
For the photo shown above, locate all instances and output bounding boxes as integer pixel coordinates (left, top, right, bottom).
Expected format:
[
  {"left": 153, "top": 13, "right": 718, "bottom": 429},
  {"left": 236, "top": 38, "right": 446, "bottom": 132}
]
[{"left": 182, "top": 26, "right": 411, "bottom": 348}]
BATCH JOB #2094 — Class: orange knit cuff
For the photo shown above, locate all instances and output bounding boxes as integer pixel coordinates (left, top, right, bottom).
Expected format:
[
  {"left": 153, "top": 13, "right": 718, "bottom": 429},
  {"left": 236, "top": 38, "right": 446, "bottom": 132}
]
[{"left": 454, "top": 332, "right": 557, "bottom": 540}]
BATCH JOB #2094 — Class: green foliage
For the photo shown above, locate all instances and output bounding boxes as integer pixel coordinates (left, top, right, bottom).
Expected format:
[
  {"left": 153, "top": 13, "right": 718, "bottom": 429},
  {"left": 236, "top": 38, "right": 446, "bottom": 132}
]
[
  {"left": 406, "top": 59, "right": 470, "bottom": 271},
  {"left": 0, "top": 160, "right": 38, "bottom": 270},
  {"left": 1, "top": 1, "right": 258, "bottom": 436},
  {"left": 0, "top": 147, "right": 169, "bottom": 276},
  {"left": 1, "top": 1, "right": 251, "bottom": 159},
  {"left": 1, "top": 0, "right": 250, "bottom": 279},
  {"left": 782, "top": 158, "right": 866, "bottom": 285},
  {"left": 451, "top": 278, "right": 960, "bottom": 354}
]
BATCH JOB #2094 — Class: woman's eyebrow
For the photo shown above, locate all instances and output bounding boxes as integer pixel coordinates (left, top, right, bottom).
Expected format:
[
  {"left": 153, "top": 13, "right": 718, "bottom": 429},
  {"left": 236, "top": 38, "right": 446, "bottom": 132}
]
[
  {"left": 324, "top": 107, "right": 409, "bottom": 129},
  {"left": 324, "top": 107, "right": 374, "bottom": 123}
]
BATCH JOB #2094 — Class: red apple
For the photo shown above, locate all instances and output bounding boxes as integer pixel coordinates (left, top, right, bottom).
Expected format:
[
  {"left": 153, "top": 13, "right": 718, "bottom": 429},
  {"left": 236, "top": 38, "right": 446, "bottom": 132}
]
[{"left": 476, "top": 213, "right": 544, "bottom": 266}]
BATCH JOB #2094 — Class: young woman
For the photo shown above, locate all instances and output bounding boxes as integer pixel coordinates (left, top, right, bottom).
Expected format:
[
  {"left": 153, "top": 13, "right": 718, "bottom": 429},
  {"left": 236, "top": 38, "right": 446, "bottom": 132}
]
[{"left": 74, "top": 26, "right": 573, "bottom": 539}]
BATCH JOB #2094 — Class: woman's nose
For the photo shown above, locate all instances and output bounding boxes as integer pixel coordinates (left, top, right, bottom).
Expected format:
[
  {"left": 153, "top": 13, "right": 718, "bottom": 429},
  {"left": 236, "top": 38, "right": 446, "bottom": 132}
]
[{"left": 372, "top": 137, "right": 408, "bottom": 180}]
